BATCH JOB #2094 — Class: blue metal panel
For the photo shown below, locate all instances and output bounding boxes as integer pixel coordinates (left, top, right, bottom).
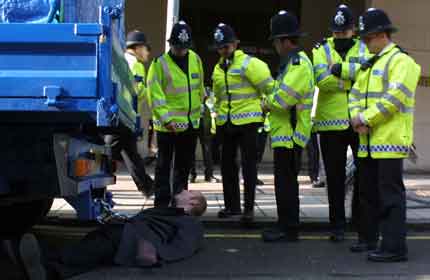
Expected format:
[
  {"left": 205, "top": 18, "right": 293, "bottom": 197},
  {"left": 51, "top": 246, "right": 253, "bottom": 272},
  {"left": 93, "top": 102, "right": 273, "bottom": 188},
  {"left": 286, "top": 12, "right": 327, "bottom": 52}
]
[{"left": 0, "top": 1, "right": 136, "bottom": 131}]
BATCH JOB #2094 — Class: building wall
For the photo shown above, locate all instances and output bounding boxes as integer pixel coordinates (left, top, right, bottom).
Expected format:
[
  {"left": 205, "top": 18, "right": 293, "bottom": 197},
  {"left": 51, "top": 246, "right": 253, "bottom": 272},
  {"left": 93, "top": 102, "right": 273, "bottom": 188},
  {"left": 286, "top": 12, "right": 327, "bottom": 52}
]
[
  {"left": 125, "top": 0, "right": 168, "bottom": 60},
  {"left": 368, "top": 0, "right": 430, "bottom": 172}
]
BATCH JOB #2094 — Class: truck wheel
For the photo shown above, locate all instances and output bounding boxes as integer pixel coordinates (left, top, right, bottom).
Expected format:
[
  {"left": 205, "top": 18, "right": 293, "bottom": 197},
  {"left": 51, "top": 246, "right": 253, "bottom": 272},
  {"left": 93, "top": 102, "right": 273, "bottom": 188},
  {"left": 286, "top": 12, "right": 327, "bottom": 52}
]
[{"left": 0, "top": 198, "right": 53, "bottom": 238}]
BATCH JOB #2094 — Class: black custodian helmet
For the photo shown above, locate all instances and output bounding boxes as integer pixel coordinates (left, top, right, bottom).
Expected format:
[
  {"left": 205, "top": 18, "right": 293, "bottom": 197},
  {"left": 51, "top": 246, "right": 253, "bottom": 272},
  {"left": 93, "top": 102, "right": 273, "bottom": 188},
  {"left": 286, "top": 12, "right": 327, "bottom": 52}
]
[
  {"left": 168, "top": 20, "right": 193, "bottom": 48},
  {"left": 213, "top": 23, "right": 239, "bottom": 49},
  {"left": 269, "top": 10, "right": 305, "bottom": 40},
  {"left": 358, "top": 8, "right": 398, "bottom": 36}
]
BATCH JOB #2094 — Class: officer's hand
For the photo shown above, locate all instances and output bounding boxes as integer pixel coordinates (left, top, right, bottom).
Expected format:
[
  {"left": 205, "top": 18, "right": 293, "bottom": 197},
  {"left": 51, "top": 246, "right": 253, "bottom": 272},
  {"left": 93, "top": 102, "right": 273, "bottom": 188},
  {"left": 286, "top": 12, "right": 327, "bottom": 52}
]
[
  {"left": 165, "top": 121, "right": 177, "bottom": 133},
  {"left": 354, "top": 125, "right": 369, "bottom": 135},
  {"left": 330, "top": 63, "right": 342, "bottom": 78},
  {"left": 350, "top": 116, "right": 363, "bottom": 129}
]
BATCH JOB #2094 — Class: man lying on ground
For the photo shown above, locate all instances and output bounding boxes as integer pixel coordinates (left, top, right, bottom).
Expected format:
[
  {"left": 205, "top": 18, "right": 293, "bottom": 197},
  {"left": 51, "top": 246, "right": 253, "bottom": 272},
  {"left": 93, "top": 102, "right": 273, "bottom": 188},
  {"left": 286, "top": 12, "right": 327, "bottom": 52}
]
[{"left": 18, "top": 190, "right": 207, "bottom": 280}]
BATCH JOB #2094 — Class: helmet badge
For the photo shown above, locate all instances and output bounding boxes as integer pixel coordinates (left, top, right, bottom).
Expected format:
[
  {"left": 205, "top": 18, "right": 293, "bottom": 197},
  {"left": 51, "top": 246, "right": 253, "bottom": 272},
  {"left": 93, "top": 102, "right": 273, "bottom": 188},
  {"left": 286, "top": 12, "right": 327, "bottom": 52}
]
[
  {"left": 178, "top": 29, "right": 189, "bottom": 43},
  {"left": 359, "top": 16, "right": 365, "bottom": 31},
  {"left": 334, "top": 11, "right": 346, "bottom": 26},
  {"left": 214, "top": 29, "right": 224, "bottom": 42}
]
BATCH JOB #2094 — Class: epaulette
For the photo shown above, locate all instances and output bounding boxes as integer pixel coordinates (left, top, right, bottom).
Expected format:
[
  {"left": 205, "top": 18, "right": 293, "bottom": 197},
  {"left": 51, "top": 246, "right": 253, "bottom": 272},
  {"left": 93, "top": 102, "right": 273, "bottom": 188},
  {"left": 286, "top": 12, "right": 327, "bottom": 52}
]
[
  {"left": 314, "top": 39, "right": 327, "bottom": 49},
  {"left": 396, "top": 45, "right": 409, "bottom": 55},
  {"left": 292, "top": 53, "right": 301, "bottom": 65}
]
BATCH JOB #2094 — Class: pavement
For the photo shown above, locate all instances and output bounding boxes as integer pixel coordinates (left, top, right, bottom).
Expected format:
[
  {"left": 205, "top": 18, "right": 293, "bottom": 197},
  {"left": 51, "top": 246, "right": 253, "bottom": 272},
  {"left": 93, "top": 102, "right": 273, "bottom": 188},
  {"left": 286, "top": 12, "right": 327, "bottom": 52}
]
[{"left": 46, "top": 163, "right": 430, "bottom": 228}]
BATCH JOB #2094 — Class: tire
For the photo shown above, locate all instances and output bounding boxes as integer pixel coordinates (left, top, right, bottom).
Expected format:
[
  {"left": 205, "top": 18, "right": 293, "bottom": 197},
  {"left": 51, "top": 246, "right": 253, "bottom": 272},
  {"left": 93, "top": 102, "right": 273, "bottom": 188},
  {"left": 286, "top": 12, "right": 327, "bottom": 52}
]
[{"left": 0, "top": 198, "right": 54, "bottom": 239}]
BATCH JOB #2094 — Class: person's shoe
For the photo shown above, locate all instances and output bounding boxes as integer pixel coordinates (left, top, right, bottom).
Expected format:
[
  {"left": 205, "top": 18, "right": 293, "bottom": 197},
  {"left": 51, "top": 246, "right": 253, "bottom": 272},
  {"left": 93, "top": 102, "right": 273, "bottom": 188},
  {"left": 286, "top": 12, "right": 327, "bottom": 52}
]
[
  {"left": 311, "top": 180, "right": 325, "bottom": 188},
  {"left": 240, "top": 211, "right": 254, "bottom": 225},
  {"left": 367, "top": 250, "right": 408, "bottom": 262},
  {"left": 350, "top": 241, "right": 377, "bottom": 253},
  {"left": 262, "top": 228, "right": 299, "bottom": 243},
  {"left": 137, "top": 175, "right": 154, "bottom": 198},
  {"left": 256, "top": 178, "right": 265, "bottom": 186},
  {"left": 143, "top": 155, "right": 157, "bottom": 166},
  {"left": 205, "top": 175, "right": 221, "bottom": 183},
  {"left": 189, "top": 174, "right": 197, "bottom": 184},
  {"left": 217, "top": 208, "right": 242, "bottom": 218},
  {"left": 19, "top": 233, "right": 47, "bottom": 280},
  {"left": 329, "top": 231, "right": 345, "bottom": 243}
]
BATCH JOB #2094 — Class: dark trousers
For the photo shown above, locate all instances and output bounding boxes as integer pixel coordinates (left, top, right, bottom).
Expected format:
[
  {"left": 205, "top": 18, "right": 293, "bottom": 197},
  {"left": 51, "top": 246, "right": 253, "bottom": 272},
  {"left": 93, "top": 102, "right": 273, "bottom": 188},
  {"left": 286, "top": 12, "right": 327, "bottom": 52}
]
[
  {"left": 48, "top": 225, "right": 123, "bottom": 279},
  {"left": 218, "top": 122, "right": 259, "bottom": 213},
  {"left": 319, "top": 127, "right": 360, "bottom": 233},
  {"left": 256, "top": 131, "right": 268, "bottom": 164},
  {"left": 359, "top": 158, "right": 407, "bottom": 254},
  {"left": 154, "top": 128, "right": 198, "bottom": 207},
  {"left": 306, "top": 133, "right": 320, "bottom": 182},
  {"left": 190, "top": 123, "right": 214, "bottom": 179},
  {"left": 273, "top": 146, "right": 302, "bottom": 232},
  {"left": 108, "top": 129, "right": 152, "bottom": 193}
]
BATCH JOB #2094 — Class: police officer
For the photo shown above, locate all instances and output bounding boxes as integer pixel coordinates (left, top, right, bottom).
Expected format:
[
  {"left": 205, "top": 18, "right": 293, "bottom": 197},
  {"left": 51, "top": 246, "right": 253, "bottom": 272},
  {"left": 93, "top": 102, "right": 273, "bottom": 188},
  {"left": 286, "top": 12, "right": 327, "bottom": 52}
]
[
  {"left": 147, "top": 21, "right": 205, "bottom": 207},
  {"left": 211, "top": 23, "right": 274, "bottom": 223},
  {"left": 312, "top": 4, "right": 370, "bottom": 242},
  {"left": 189, "top": 88, "right": 221, "bottom": 184},
  {"left": 107, "top": 31, "right": 154, "bottom": 196},
  {"left": 349, "top": 8, "right": 420, "bottom": 261},
  {"left": 261, "top": 11, "right": 314, "bottom": 242},
  {"left": 124, "top": 31, "right": 158, "bottom": 164}
]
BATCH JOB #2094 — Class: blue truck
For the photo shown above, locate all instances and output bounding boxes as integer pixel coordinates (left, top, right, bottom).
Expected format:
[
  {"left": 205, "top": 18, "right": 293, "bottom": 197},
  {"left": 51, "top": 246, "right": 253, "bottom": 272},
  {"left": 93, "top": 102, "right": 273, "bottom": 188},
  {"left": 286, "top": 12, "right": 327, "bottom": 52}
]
[{"left": 0, "top": 0, "right": 139, "bottom": 236}]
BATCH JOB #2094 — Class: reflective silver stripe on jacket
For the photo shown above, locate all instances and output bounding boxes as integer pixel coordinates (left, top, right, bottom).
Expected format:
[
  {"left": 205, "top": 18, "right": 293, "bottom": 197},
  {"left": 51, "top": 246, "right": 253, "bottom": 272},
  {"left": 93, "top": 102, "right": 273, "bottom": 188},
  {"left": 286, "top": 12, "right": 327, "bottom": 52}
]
[
  {"left": 323, "top": 42, "right": 333, "bottom": 65},
  {"left": 279, "top": 83, "right": 301, "bottom": 100},
  {"left": 220, "top": 92, "right": 259, "bottom": 101},
  {"left": 274, "top": 94, "right": 290, "bottom": 110}
]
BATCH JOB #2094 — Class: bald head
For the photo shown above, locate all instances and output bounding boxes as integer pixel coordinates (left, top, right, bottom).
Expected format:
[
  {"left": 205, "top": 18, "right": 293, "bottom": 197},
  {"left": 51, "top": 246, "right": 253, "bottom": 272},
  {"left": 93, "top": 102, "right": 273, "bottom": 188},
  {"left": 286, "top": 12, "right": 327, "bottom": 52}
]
[{"left": 174, "top": 190, "right": 207, "bottom": 217}]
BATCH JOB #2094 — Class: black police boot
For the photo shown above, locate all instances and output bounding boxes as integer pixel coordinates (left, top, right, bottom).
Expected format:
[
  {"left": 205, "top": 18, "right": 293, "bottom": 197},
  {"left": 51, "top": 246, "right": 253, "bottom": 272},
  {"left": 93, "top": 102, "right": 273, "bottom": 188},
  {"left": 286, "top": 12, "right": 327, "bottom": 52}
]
[
  {"left": 256, "top": 178, "right": 265, "bottom": 186},
  {"left": 262, "top": 228, "right": 299, "bottom": 243},
  {"left": 240, "top": 210, "right": 254, "bottom": 225},
  {"left": 19, "top": 233, "right": 47, "bottom": 280},
  {"left": 205, "top": 175, "right": 221, "bottom": 183},
  {"left": 350, "top": 241, "right": 377, "bottom": 253},
  {"left": 217, "top": 208, "right": 242, "bottom": 218},
  {"left": 189, "top": 173, "right": 197, "bottom": 184},
  {"left": 367, "top": 250, "right": 408, "bottom": 262}
]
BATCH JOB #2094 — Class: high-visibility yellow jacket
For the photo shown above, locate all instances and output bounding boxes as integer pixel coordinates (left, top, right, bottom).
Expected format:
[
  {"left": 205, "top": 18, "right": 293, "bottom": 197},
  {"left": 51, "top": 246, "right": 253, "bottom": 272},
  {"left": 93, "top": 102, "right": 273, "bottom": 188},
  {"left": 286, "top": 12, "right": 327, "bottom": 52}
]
[
  {"left": 268, "top": 50, "right": 315, "bottom": 149},
  {"left": 124, "top": 52, "right": 152, "bottom": 121},
  {"left": 349, "top": 43, "right": 421, "bottom": 159},
  {"left": 313, "top": 37, "right": 370, "bottom": 131},
  {"left": 147, "top": 50, "right": 205, "bottom": 132},
  {"left": 212, "top": 50, "right": 274, "bottom": 126}
]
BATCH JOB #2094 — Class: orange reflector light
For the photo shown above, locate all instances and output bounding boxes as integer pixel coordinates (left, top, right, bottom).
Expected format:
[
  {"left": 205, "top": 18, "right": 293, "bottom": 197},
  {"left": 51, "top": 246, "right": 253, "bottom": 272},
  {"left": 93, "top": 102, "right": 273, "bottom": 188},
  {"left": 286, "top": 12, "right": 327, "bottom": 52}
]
[{"left": 74, "top": 159, "right": 92, "bottom": 177}]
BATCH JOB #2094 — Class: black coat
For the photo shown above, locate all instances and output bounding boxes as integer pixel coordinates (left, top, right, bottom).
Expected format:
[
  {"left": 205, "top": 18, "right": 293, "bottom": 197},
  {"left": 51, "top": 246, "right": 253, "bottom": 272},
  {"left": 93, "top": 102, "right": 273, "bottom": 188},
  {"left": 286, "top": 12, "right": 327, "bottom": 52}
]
[{"left": 114, "top": 207, "right": 204, "bottom": 266}]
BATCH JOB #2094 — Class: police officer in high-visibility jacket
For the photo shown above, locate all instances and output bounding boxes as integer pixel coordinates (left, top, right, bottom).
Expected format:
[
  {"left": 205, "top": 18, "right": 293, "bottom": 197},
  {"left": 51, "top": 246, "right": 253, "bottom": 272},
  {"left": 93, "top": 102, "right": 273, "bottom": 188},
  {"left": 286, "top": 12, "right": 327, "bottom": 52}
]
[
  {"left": 107, "top": 30, "right": 154, "bottom": 197},
  {"left": 211, "top": 23, "right": 274, "bottom": 223},
  {"left": 147, "top": 21, "right": 205, "bottom": 207},
  {"left": 261, "top": 11, "right": 314, "bottom": 242},
  {"left": 349, "top": 8, "right": 420, "bottom": 262},
  {"left": 312, "top": 5, "right": 370, "bottom": 243},
  {"left": 125, "top": 30, "right": 158, "bottom": 164}
]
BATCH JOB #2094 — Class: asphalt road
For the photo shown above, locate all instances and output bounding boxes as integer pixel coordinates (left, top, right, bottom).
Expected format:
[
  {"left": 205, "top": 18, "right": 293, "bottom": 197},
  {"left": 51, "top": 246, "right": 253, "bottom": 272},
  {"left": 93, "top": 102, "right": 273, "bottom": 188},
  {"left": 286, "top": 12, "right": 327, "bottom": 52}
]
[{"left": 3, "top": 228, "right": 430, "bottom": 280}]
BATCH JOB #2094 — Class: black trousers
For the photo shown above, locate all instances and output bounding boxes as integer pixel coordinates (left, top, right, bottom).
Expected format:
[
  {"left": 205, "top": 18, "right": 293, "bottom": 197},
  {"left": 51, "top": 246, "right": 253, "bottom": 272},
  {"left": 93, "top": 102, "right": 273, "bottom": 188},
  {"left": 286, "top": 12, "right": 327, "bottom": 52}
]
[
  {"left": 154, "top": 128, "right": 198, "bottom": 207},
  {"left": 256, "top": 130, "right": 268, "bottom": 164},
  {"left": 319, "top": 127, "right": 360, "bottom": 233},
  {"left": 108, "top": 129, "right": 152, "bottom": 193},
  {"left": 47, "top": 225, "right": 123, "bottom": 280},
  {"left": 218, "top": 122, "right": 260, "bottom": 213},
  {"left": 306, "top": 133, "right": 320, "bottom": 182},
  {"left": 273, "top": 146, "right": 302, "bottom": 232},
  {"left": 190, "top": 121, "right": 214, "bottom": 179},
  {"left": 358, "top": 158, "right": 407, "bottom": 254}
]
